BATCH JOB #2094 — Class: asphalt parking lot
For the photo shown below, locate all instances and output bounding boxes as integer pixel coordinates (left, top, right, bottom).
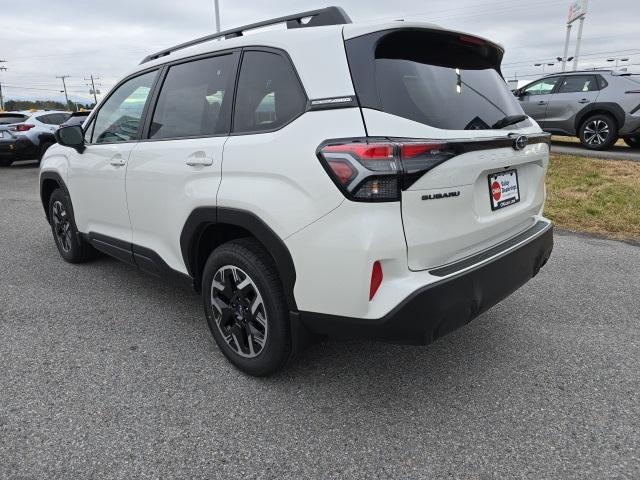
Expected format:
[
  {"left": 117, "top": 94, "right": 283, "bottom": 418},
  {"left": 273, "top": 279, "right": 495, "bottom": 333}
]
[
  {"left": 1, "top": 161, "right": 639, "bottom": 479},
  {"left": 551, "top": 140, "right": 640, "bottom": 162}
]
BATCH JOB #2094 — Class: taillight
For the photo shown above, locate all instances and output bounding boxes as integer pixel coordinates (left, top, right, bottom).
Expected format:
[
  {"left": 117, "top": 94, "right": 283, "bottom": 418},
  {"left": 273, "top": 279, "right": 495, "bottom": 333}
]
[
  {"left": 369, "top": 261, "right": 383, "bottom": 301},
  {"left": 317, "top": 139, "right": 456, "bottom": 201},
  {"left": 11, "top": 124, "right": 35, "bottom": 132}
]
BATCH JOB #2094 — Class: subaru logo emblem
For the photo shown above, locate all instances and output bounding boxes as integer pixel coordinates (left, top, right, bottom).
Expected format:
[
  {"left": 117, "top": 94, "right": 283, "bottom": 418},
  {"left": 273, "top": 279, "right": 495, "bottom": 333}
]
[{"left": 513, "top": 135, "right": 528, "bottom": 150}]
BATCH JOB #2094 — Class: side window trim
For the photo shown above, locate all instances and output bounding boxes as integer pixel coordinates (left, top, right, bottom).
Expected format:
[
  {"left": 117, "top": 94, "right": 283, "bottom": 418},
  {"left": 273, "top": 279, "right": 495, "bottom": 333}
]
[
  {"left": 139, "top": 49, "right": 241, "bottom": 142},
  {"left": 83, "top": 67, "right": 161, "bottom": 145},
  {"left": 229, "top": 46, "right": 309, "bottom": 136}
]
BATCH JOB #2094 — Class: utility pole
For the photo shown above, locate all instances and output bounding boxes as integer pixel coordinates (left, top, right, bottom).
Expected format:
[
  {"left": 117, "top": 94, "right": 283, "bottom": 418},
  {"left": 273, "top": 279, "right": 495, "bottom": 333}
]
[
  {"left": 0, "top": 61, "right": 6, "bottom": 111},
  {"left": 56, "top": 75, "right": 71, "bottom": 111},
  {"left": 84, "top": 75, "right": 101, "bottom": 105}
]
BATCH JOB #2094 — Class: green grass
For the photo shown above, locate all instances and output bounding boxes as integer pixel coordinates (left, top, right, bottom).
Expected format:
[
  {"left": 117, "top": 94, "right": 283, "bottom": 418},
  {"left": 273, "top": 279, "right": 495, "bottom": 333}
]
[{"left": 545, "top": 154, "right": 640, "bottom": 241}]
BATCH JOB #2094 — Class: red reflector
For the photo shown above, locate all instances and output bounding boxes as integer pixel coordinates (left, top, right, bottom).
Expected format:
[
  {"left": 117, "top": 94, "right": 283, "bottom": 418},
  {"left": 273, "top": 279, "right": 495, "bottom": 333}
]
[
  {"left": 369, "top": 261, "right": 383, "bottom": 301},
  {"left": 459, "top": 35, "right": 485, "bottom": 46},
  {"left": 327, "top": 160, "right": 356, "bottom": 185},
  {"left": 323, "top": 143, "right": 393, "bottom": 160},
  {"left": 13, "top": 124, "right": 35, "bottom": 132}
]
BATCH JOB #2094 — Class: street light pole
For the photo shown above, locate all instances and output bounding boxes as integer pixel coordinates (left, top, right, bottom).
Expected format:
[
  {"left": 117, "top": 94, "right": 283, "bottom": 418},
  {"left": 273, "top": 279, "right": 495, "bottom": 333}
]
[
  {"left": 214, "top": 0, "right": 221, "bottom": 34},
  {"left": 561, "top": 24, "right": 572, "bottom": 72},
  {"left": 572, "top": 16, "right": 585, "bottom": 71}
]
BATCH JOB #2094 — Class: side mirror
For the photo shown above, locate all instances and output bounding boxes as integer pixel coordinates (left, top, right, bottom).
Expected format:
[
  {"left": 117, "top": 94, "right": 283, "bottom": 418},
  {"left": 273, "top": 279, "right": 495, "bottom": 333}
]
[{"left": 55, "top": 125, "right": 85, "bottom": 153}]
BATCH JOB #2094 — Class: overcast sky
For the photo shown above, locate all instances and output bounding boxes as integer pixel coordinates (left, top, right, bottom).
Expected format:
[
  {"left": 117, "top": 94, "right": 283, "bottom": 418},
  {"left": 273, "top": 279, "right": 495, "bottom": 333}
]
[{"left": 1, "top": 0, "right": 638, "bottom": 104}]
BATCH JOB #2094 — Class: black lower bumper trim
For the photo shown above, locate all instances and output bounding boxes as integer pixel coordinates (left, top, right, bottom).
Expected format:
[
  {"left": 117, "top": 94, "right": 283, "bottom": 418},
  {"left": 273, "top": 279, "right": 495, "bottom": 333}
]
[{"left": 299, "top": 224, "right": 553, "bottom": 345}]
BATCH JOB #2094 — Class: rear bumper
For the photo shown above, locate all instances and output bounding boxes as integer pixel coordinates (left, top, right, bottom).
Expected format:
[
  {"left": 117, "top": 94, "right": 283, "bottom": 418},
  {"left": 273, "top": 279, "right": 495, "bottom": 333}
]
[
  {"left": 0, "top": 137, "right": 38, "bottom": 160},
  {"left": 299, "top": 222, "right": 553, "bottom": 345}
]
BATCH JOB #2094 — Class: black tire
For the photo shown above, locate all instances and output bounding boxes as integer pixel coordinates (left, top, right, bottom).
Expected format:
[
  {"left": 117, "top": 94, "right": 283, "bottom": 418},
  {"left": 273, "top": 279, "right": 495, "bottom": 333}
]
[
  {"left": 39, "top": 142, "right": 54, "bottom": 161},
  {"left": 0, "top": 159, "right": 12, "bottom": 167},
  {"left": 48, "top": 188, "right": 95, "bottom": 263},
  {"left": 579, "top": 113, "right": 618, "bottom": 150},
  {"left": 202, "top": 238, "right": 293, "bottom": 376},
  {"left": 623, "top": 136, "right": 640, "bottom": 149}
]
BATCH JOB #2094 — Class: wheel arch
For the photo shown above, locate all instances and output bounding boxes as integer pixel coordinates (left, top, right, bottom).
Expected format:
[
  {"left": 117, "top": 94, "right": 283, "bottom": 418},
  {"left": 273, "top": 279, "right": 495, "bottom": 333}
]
[
  {"left": 574, "top": 103, "right": 625, "bottom": 133},
  {"left": 180, "top": 207, "right": 298, "bottom": 312},
  {"left": 40, "top": 171, "right": 71, "bottom": 224}
]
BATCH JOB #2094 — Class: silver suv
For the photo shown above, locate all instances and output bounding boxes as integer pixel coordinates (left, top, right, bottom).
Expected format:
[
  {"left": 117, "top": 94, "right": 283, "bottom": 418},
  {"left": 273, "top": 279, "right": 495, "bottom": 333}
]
[{"left": 515, "top": 70, "right": 640, "bottom": 150}]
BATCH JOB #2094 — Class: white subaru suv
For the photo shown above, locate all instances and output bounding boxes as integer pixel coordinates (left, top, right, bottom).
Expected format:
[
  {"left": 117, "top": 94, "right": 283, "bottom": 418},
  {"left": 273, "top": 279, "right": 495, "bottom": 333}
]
[{"left": 40, "top": 7, "right": 553, "bottom": 376}]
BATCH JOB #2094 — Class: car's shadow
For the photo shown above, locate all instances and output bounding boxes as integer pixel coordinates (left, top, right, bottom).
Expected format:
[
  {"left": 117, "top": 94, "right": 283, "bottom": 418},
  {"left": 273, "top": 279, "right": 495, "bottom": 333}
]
[{"left": 8, "top": 159, "right": 40, "bottom": 169}]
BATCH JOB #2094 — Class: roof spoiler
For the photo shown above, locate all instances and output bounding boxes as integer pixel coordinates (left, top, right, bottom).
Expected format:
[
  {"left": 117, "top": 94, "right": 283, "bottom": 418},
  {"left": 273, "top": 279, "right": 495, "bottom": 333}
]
[{"left": 140, "top": 6, "right": 352, "bottom": 64}]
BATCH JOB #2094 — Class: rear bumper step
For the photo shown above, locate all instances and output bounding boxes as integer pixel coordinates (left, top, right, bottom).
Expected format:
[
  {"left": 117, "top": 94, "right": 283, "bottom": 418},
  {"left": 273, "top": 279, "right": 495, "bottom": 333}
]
[{"left": 299, "top": 222, "right": 553, "bottom": 345}]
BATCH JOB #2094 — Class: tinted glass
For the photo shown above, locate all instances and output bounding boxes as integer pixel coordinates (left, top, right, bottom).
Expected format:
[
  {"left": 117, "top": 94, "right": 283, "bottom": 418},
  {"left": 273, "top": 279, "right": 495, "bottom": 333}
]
[
  {"left": 150, "top": 54, "right": 235, "bottom": 139},
  {"left": 0, "top": 114, "right": 27, "bottom": 125},
  {"left": 523, "top": 78, "right": 561, "bottom": 96},
  {"left": 39, "top": 113, "right": 70, "bottom": 125},
  {"left": 91, "top": 70, "right": 157, "bottom": 144},
  {"left": 233, "top": 51, "right": 306, "bottom": 133},
  {"left": 367, "top": 31, "right": 527, "bottom": 130},
  {"left": 557, "top": 75, "right": 598, "bottom": 93}
]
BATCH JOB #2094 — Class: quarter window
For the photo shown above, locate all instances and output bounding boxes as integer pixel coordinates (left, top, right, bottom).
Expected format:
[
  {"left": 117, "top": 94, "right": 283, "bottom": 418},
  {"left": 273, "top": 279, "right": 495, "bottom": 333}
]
[
  {"left": 149, "top": 54, "right": 236, "bottom": 139},
  {"left": 90, "top": 70, "right": 157, "bottom": 144},
  {"left": 232, "top": 51, "right": 306, "bottom": 133},
  {"left": 557, "top": 75, "right": 598, "bottom": 93}
]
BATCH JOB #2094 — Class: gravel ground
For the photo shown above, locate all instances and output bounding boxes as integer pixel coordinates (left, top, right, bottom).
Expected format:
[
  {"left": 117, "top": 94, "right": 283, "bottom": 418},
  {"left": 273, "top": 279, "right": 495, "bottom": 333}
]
[{"left": 1, "top": 161, "right": 639, "bottom": 479}]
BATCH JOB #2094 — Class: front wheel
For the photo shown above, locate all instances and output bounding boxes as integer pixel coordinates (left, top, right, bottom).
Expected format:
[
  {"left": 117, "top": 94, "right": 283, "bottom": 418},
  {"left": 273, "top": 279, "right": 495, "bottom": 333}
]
[
  {"left": 623, "top": 136, "right": 640, "bottom": 149},
  {"left": 202, "top": 238, "right": 293, "bottom": 376},
  {"left": 48, "top": 188, "right": 95, "bottom": 263},
  {"left": 579, "top": 114, "right": 618, "bottom": 150}
]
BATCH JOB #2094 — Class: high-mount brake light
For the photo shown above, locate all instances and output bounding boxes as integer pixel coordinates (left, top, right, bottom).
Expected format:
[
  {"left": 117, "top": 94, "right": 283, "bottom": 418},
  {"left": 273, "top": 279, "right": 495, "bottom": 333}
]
[
  {"left": 318, "top": 139, "right": 456, "bottom": 201},
  {"left": 459, "top": 35, "right": 486, "bottom": 46}
]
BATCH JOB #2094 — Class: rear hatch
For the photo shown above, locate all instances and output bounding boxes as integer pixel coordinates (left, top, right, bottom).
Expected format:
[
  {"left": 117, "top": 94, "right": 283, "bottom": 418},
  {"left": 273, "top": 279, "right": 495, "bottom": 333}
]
[{"left": 343, "top": 25, "right": 549, "bottom": 271}]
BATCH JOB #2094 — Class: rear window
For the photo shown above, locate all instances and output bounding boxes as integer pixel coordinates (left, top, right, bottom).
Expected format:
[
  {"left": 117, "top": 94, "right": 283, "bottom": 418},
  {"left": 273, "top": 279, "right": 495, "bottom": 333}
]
[
  {"left": 0, "top": 114, "right": 27, "bottom": 125},
  {"left": 38, "top": 113, "right": 70, "bottom": 125},
  {"left": 346, "top": 29, "right": 529, "bottom": 131}
]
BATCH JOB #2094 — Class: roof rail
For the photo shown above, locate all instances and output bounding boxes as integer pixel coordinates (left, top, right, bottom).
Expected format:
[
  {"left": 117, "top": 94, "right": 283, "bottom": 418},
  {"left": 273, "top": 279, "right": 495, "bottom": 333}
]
[{"left": 141, "top": 6, "right": 351, "bottom": 64}]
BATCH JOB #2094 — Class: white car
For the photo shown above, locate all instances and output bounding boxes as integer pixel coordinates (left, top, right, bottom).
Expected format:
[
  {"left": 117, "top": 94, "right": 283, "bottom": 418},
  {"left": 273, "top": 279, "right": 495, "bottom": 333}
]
[
  {"left": 0, "top": 110, "right": 70, "bottom": 166},
  {"left": 40, "top": 7, "right": 553, "bottom": 376}
]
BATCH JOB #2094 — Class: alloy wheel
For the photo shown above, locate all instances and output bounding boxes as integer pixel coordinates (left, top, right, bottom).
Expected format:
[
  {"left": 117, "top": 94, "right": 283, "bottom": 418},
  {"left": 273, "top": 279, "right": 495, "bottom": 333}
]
[
  {"left": 52, "top": 200, "right": 72, "bottom": 253},
  {"left": 210, "top": 265, "right": 268, "bottom": 358},
  {"left": 583, "top": 119, "right": 611, "bottom": 146}
]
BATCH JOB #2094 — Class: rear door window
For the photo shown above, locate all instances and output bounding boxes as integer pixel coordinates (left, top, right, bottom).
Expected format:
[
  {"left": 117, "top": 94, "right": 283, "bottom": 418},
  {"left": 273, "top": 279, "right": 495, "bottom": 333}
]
[
  {"left": 232, "top": 50, "right": 306, "bottom": 134},
  {"left": 149, "top": 53, "right": 236, "bottom": 139},
  {"left": 346, "top": 29, "right": 529, "bottom": 131},
  {"left": 557, "top": 75, "right": 598, "bottom": 93}
]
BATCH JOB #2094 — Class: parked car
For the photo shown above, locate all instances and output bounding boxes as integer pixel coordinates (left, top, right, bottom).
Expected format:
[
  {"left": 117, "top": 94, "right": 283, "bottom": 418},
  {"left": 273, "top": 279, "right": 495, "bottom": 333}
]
[
  {"left": 40, "top": 7, "right": 553, "bottom": 376},
  {"left": 0, "top": 110, "right": 70, "bottom": 166},
  {"left": 515, "top": 70, "right": 640, "bottom": 150},
  {"left": 59, "top": 110, "right": 92, "bottom": 129}
]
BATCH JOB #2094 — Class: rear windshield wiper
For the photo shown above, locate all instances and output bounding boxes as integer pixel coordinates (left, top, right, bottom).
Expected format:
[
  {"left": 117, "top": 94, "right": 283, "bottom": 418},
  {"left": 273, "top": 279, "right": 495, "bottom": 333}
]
[{"left": 492, "top": 114, "right": 528, "bottom": 130}]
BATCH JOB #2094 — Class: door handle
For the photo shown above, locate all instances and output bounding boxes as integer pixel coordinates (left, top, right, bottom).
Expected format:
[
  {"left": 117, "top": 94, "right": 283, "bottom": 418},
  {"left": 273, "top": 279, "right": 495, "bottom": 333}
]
[
  {"left": 537, "top": 101, "right": 548, "bottom": 105},
  {"left": 109, "top": 155, "right": 126, "bottom": 167},
  {"left": 578, "top": 99, "right": 591, "bottom": 104},
  {"left": 186, "top": 151, "right": 213, "bottom": 167}
]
